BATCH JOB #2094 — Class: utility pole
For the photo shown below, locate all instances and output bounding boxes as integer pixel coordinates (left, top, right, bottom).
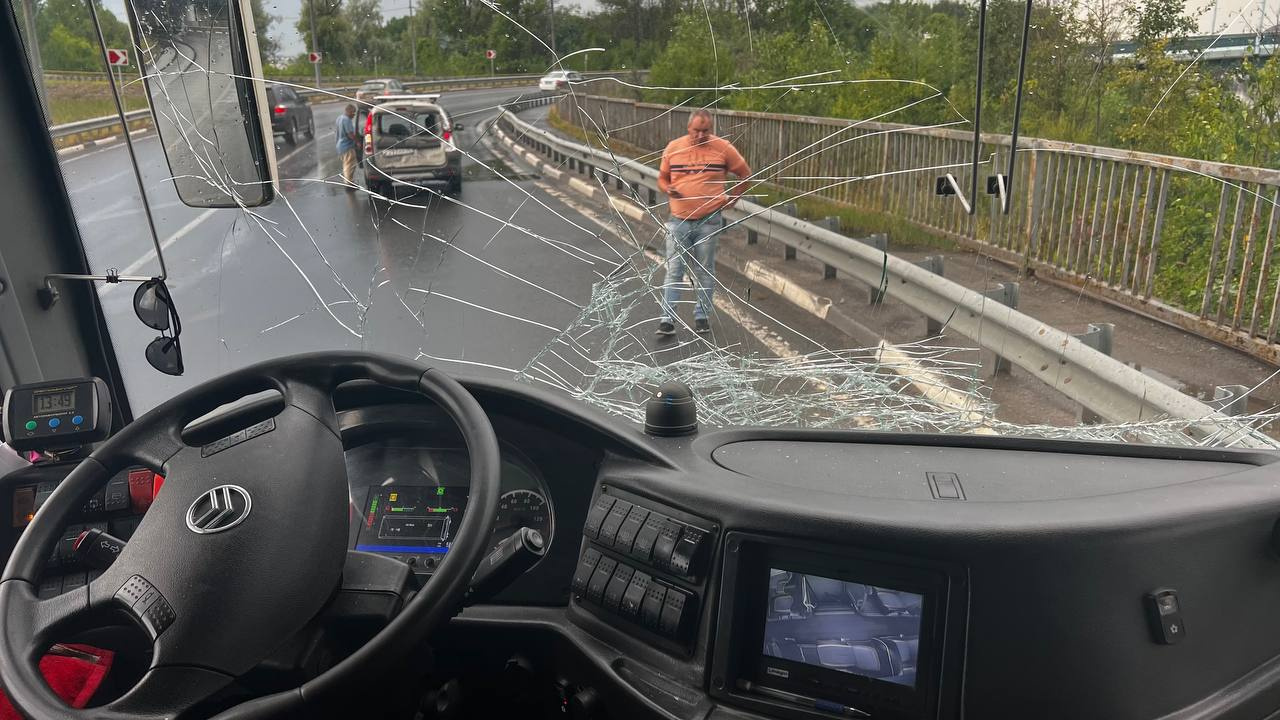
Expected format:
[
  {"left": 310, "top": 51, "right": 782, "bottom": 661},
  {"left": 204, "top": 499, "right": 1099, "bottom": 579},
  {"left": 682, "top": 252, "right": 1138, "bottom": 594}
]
[
  {"left": 309, "top": 0, "right": 320, "bottom": 87},
  {"left": 409, "top": 0, "right": 417, "bottom": 77},
  {"left": 549, "top": 0, "right": 556, "bottom": 58}
]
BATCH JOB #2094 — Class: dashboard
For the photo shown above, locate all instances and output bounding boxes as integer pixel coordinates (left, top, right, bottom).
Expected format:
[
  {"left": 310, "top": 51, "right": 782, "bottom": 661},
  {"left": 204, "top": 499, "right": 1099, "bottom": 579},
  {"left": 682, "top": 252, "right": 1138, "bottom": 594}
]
[
  {"left": 342, "top": 439, "right": 554, "bottom": 574},
  {"left": 4, "top": 377, "right": 1280, "bottom": 720}
]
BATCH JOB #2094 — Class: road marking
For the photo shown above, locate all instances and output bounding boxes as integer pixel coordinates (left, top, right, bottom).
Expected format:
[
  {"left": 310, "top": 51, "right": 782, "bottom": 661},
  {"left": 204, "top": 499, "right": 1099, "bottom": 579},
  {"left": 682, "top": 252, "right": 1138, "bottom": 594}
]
[
  {"left": 102, "top": 208, "right": 218, "bottom": 291},
  {"left": 498, "top": 127, "right": 995, "bottom": 418},
  {"left": 275, "top": 138, "right": 314, "bottom": 168},
  {"left": 62, "top": 133, "right": 158, "bottom": 164}
]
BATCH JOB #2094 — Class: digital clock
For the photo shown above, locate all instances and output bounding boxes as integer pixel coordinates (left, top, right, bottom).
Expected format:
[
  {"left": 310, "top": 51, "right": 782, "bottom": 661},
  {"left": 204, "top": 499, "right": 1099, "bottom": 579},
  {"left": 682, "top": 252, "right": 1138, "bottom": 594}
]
[{"left": 3, "top": 377, "right": 112, "bottom": 452}]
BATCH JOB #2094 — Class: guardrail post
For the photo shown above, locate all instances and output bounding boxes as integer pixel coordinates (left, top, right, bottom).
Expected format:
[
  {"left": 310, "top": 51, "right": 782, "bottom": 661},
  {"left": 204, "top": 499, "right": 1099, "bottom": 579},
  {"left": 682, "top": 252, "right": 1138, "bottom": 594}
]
[
  {"left": 850, "top": 233, "right": 890, "bottom": 304},
  {"left": 1214, "top": 385, "right": 1249, "bottom": 417},
  {"left": 817, "top": 217, "right": 842, "bottom": 278},
  {"left": 778, "top": 203, "right": 798, "bottom": 260},
  {"left": 1073, "top": 322, "right": 1115, "bottom": 423},
  {"left": 915, "top": 255, "right": 946, "bottom": 334},
  {"left": 982, "top": 282, "right": 1021, "bottom": 375}
]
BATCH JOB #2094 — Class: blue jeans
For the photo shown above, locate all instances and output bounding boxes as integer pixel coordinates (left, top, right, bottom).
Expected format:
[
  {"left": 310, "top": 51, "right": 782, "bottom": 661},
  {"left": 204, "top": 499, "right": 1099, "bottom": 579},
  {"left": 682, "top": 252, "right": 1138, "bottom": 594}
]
[{"left": 661, "top": 211, "right": 724, "bottom": 322}]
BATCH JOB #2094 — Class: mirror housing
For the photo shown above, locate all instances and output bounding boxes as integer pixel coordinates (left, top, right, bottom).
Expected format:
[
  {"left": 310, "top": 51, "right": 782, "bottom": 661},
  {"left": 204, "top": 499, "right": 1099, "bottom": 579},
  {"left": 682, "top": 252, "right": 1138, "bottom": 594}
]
[
  {"left": 125, "top": 0, "right": 278, "bottom": 207},
  {"left": 453, "top": 122, "right": 465, "bottom": 131}
]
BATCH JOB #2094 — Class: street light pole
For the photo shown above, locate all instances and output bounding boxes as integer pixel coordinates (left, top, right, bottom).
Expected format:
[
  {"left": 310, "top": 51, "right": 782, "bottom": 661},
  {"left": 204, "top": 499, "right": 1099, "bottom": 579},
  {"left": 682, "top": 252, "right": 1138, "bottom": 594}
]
[
  {"left": 409, "top": 0, "right": 417, "bottom": 77},
  {"left": 549, "top": 0, "right": 556, "bottom": 59},
  {"left": 309, "top": 0, "right": 320, "bottom": 87}
]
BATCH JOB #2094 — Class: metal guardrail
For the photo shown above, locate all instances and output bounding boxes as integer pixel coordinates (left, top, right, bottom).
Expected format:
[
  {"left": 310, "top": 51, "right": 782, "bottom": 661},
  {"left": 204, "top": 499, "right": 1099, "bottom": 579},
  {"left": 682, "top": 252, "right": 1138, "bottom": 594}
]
[
  {"left": 557, "top": 95, "right": 1280, "bottom": 367},
  {"left": 45, "top": 72, "right": 645, "bottom": 143},
  {"left": 49, "top": 109, "right": 150, "bottom": 138},
  {"left": 495, "top": 102, "right": 1275, "bottom": 448}
]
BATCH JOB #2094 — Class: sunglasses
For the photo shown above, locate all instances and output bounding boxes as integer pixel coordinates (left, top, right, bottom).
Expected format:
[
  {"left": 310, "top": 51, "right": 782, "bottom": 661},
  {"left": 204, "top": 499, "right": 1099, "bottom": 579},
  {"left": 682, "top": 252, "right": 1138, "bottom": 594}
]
[{"left": 133, "top": 278, "right": 184, "bottom": 376}]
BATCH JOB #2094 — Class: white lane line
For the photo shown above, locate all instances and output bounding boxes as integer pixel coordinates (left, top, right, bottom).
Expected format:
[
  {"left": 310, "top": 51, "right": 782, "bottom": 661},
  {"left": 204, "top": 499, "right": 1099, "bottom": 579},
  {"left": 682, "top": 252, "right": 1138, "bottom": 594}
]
[
  {"left": 275, "top": 139, "right": 314, "bottom": 168},
  {"left": 62, "top": 133, "right": 158, "bottom": 164},
  {"left": 101, "top": 208, "right": 218, "bottom": 291}
]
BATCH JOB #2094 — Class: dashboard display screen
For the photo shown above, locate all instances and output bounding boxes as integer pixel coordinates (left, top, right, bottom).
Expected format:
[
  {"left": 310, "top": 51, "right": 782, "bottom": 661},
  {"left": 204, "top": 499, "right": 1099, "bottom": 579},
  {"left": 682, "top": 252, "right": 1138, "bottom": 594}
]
[
  {"left": 354, "top": 485, "right": 468, "bottom": 554},
  {"left": 33, "top": 388, "right": 75, "bottom": 416},
  {"left": 762, "top": 568, "right": 923, "bottom": 688}
]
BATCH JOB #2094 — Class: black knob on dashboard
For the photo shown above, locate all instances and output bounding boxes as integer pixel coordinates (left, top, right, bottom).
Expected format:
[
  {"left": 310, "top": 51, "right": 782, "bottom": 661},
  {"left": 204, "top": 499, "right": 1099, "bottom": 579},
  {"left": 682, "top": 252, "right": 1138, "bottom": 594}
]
[
  {"left": 644, "top": 381, "right": 697, "bottom": 436},
  {"left": 568, "top": 686, "right": 602, "bottom": 720}
]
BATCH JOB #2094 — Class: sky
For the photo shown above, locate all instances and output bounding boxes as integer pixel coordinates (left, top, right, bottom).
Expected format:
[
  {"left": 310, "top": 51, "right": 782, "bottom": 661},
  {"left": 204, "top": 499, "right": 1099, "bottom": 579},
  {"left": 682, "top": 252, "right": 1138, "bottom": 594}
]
[{"left": 100, "top": 0, "right": 1274, "bottom": 68}]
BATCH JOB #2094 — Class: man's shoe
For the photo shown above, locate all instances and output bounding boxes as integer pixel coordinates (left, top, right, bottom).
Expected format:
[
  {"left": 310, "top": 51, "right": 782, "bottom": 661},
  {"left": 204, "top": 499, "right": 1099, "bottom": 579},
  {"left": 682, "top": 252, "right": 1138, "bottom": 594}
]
[
  {"left": 656, "top": 321, "right": 676, "bottom": 336},
  {"left": 695, "top": 318, "right": 711, "bottom": 334}
]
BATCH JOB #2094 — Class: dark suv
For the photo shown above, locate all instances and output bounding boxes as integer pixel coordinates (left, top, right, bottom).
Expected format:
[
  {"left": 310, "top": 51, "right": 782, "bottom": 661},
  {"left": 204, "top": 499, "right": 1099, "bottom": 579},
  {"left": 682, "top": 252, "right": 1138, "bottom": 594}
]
[{"left": 265, "top": 85, "right": 314, "bottom": 146}]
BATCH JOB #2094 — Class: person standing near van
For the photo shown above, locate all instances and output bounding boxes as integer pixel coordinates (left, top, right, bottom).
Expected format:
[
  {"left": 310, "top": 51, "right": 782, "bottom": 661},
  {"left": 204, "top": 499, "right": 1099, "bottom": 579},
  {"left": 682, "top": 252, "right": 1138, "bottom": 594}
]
[
  {"left": 656, "top": 109, "right": 752, "bottom": 335},
  {"left": 335, "top": 104, "right": 359, "bottom": 188}
]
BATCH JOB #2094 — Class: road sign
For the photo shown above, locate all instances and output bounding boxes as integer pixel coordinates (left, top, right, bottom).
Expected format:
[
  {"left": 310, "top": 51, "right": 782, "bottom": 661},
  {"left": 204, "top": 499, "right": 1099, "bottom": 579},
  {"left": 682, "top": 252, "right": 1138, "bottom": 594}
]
[
  {"left": 309, "top": 51, "right": 322, "bottom": 63},
  {"left": 106, "top": 48, "right": 128, "bottom": 66},
  {"left": 485, "top": 49, "right": 496, "bottom": 59}
]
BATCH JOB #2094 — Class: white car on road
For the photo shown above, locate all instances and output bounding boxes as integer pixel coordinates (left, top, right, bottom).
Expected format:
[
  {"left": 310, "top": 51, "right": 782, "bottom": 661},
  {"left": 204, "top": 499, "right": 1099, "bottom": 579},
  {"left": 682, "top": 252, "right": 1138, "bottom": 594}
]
[{"left": 539, "top": 70, "right": 583, "bottom": 92}]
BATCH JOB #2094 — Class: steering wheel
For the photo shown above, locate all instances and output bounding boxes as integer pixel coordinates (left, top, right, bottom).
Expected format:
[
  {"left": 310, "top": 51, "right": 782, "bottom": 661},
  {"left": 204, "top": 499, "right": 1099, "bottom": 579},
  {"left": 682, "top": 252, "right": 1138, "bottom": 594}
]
[{"left": 0, "top": 352, "right": 501, "bottom": 719}]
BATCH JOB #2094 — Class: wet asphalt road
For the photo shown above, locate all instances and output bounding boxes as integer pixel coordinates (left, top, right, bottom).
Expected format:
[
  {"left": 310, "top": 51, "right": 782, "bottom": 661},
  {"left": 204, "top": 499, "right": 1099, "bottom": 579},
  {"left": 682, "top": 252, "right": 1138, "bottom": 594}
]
[{"left": 57, "top": 86, "right": 751, "bottom": 414}]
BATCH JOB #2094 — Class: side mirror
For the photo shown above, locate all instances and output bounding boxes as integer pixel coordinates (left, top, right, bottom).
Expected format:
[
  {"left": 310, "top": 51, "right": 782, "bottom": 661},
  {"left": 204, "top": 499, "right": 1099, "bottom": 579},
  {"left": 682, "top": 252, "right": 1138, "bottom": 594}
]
[
  {"left": 453, "top": 123, "right": 465, "bottom": 131},
  {"left": 125, "top": 0, "right": 277, "bottom": 207}
]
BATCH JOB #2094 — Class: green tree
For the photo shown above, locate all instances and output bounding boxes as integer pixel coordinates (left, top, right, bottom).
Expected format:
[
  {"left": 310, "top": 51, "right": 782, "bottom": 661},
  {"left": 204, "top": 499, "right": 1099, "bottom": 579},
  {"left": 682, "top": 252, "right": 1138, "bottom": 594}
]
[
  {"left": 295, "top": 0, "right": 354, "bottom": 68},
  {"left": 249, "top": 0, "right": 280, "bottom": 63}
]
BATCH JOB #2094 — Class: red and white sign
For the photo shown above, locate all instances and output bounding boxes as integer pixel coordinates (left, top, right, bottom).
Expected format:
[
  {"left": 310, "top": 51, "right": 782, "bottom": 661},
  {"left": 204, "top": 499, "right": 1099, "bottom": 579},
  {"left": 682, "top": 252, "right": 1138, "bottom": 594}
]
[
  {"left": 106, "top": 48, "right": 129, "bottom": 66},
  {"left": 485, "top": 49, "right": 496, "bottom": 59},
  {"left": 309, "top": 51, "right": 322, "bottom": 63}
]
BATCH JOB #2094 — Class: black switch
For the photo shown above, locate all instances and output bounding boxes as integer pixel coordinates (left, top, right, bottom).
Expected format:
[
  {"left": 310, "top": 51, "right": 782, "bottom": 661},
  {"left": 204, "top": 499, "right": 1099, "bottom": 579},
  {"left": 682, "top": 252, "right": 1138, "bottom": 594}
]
[
  {"left": 586, "top": 557, "right": 617, "bottom": 603},
  {"left": 583, "top": 497, "right": 616, "bottom": 539},
  {"left": 141, "top": 598, "right": 177, "bottom": 636},
  {"left": 615, "top": 506, "right": 650, "bottom": 553},
  {"left": 82, "top": 489, "right": 106, "bottom": 515},
  {"left": 651, "top": 519, "right": 683, "bottom": 571},
  {"left": 668, "top": 527, "right": 706, "bottom": 577},
  {"left": 38, "top": 575, "right": 63, "bottom": 599},
  {"left": 61, "top": 571, "right": 87, "bottom": 592},
  {"left": 56, "top": 525, "right": 84, "bottom": 566},
  {"left": 599, "top": 501, "right": 633, "bottom": 546},
  {"left": 631, "top": 513, "right": 664, "bottom": 562},
  {"left": 603, "top": 564, "right": 635, "bottom": 611},
  {"left": 105, "top": 475, "right": 130, "bottom": 512},
  {"left": 658, "top": 589, "right": 691, "bottom": 638},
  {"left": 1145, "top": 589, "right": 1186, "bottom": 645},
  {"left": 571, "top": 548, "right": 602, "bottom": 596},
  {"left": 640, "top": 583, "right": 668, "bottom": 630},
  {"left": 620, "top": 572, "right": 650, "bottom": 618}
]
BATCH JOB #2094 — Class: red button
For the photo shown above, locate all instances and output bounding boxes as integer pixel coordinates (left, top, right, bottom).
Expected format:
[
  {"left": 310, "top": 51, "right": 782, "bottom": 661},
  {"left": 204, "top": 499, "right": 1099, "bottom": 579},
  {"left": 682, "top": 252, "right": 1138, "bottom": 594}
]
[{"left": 127, "top": 469, "right": 155, "bottom": 513}]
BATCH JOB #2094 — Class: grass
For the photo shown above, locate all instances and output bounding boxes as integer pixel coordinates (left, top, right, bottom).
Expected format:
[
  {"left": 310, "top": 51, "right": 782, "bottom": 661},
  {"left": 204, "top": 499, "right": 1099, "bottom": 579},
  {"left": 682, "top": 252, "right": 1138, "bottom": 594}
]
[
  {"left": 43, "top": 78, "right": 149, "bottom": 125},
  {"left": 547, "top": 106, "right": 959, "bottom": 253}
]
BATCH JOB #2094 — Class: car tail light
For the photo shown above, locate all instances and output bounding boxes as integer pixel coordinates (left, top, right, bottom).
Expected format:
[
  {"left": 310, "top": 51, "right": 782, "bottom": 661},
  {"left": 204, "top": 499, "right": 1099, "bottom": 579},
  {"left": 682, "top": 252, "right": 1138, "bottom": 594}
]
[
  {"left": 442, "top": 130, "right": 451, "bottom": 142},
  {"left": 364, "top": 135, "right": 373, "bottom": 155},
  {"left": 364, "top": 113, "right": 373, "bottom": 134},
  {"left": 273, "top": 105, "right": 286, "bottom": 115}
]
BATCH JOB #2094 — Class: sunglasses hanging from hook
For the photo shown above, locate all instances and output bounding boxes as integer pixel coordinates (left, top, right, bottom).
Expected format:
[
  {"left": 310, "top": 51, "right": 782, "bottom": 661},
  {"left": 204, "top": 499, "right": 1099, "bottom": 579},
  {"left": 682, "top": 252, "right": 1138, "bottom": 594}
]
[{"left": 134, "top": 278, "right": 184, "bottom": 376}]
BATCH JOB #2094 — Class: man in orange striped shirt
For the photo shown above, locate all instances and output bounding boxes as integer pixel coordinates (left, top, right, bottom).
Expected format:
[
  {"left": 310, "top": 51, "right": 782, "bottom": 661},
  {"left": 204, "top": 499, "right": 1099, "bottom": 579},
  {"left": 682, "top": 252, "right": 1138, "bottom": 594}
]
[{"left": 656, "top": 109, "right": 752, "bottom": 336}]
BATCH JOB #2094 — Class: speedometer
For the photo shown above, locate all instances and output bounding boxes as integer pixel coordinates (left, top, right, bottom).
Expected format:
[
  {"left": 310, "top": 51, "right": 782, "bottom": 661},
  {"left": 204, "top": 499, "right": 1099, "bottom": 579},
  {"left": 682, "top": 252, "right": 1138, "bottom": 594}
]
[{"left": 489, "top": 489, "right": 553, "bottom": 557}]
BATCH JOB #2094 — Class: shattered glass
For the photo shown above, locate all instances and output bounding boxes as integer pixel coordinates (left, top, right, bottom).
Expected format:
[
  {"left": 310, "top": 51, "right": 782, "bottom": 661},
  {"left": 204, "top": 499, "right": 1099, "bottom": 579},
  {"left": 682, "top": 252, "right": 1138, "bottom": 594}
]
[{"left": 13, "top": 0, "right": 1280, "bottom": 448}]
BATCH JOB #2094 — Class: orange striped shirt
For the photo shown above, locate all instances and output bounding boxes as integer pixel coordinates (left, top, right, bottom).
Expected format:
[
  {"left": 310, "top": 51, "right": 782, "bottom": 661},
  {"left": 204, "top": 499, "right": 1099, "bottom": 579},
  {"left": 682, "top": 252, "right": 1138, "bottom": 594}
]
[{"left": 660, "top": 134, "right": 750, "bottom": 220}]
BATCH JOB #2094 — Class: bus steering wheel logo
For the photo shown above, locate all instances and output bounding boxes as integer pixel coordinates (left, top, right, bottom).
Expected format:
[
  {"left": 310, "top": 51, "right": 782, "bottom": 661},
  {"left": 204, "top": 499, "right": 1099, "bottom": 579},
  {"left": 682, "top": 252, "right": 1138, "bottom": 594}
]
[{"left": 186, "top": 485, "right": 252, "bottom": 534}]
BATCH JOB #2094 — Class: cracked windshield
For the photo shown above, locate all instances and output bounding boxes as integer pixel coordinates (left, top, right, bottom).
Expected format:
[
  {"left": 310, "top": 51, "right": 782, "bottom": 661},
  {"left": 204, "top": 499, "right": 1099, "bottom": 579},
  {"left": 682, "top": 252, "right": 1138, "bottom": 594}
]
[{"left": 9, "top": 0, "right": 1280, "bottom": 446}]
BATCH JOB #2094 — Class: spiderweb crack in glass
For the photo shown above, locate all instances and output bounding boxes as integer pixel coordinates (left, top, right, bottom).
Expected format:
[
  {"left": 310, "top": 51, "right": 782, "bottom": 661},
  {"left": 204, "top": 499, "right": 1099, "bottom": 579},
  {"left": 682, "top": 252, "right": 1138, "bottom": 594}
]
[{"left": 56, "top": 0, "right": 1279, "bottom": 448}]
